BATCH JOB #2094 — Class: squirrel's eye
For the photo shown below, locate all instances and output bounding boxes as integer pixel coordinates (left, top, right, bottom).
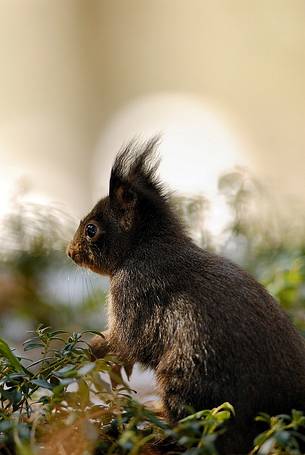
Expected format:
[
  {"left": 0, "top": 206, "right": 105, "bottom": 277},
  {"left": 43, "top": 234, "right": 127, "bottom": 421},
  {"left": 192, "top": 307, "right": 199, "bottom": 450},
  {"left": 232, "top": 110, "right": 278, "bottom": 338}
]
[{"left": 85, "top": 223, "right": 99, "bottom": 241}]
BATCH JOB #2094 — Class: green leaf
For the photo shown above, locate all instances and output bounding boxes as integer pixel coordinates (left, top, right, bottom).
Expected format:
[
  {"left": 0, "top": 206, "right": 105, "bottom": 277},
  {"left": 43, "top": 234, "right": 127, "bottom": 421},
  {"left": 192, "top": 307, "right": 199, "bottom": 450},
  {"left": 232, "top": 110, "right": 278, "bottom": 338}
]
[
  {"left": 31, "top": 379, "right": 54, "bottom": 391},
  {"left": 0, "top": 338, "right": 24, "bottom": 372},
  {"left": 78, "top": 379, "right": 90, "bottom": 409},
  {"left": 77, "top": 362, "right": 95, "bottom": 377},
  {"left": 255, "top": 412, "right": 271, "bottom": 424},
  {"left": 54, "top": 364, "right": 76, "bottom": 378},
  {"left": 274, "top": 430, "right": 291, "bottom": 446},
  {"left": 1, "top": 388, "right": 23, "bottom": 410},
  {"left": 23, "top": 343, "right": 44, "bottom": 352},
  {"left": 258, "top": 437, "right": 275, "bottom": 455}
]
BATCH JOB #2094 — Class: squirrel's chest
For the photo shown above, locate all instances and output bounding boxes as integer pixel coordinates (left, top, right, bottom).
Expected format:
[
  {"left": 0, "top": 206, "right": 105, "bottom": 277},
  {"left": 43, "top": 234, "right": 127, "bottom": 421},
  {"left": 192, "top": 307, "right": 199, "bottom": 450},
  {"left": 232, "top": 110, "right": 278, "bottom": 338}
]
[
  {"left": 108, "top": 289, "right": 165, "bottom": 365},
  {"left": 109, "top": 291, "right": 156, "bottom": 329}
]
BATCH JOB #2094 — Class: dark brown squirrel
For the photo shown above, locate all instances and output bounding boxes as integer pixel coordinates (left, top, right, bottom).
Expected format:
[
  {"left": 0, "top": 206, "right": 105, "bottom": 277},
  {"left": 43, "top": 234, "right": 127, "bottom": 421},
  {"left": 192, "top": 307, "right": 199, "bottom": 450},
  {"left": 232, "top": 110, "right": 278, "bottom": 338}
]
[{"left": 67, "top": 138, "right": 305, "bottom": 454}]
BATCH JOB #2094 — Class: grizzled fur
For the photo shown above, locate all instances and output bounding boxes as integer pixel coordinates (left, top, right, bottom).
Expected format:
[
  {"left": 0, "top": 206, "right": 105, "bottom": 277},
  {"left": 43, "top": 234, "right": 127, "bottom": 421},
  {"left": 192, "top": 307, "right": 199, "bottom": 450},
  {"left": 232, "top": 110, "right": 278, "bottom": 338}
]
[{"left": 68, "top": 138, "right": 305, "bottom": 454}]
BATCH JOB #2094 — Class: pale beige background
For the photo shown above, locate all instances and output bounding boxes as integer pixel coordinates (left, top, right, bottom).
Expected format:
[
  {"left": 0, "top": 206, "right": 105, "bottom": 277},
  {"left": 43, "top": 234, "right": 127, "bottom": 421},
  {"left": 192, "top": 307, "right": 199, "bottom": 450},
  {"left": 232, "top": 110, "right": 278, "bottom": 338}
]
[{"left": 0, "top": 0, "right": 304, "bottom": 219}]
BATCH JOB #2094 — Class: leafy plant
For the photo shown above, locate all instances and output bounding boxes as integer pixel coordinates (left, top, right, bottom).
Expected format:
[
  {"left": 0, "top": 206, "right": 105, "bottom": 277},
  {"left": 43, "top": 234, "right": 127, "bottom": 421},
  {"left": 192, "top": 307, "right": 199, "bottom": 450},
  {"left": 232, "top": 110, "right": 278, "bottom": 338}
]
[
  {"left": 251, "top": 411, "right": 305, "bottom": 455},
  {"left": 0, "top": 327, "right": 236, "bottom": 455},
  {"left": 1, "top": 328, "right": 305, "bottom": 454}
]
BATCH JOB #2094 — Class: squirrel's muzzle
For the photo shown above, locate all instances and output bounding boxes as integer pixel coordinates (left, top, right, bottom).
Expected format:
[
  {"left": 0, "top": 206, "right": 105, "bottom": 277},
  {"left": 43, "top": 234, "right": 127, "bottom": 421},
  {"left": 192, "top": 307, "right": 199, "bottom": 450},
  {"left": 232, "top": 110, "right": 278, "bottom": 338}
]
[{"left": 66, "top": 242, "right": 82, "bottom": 265}]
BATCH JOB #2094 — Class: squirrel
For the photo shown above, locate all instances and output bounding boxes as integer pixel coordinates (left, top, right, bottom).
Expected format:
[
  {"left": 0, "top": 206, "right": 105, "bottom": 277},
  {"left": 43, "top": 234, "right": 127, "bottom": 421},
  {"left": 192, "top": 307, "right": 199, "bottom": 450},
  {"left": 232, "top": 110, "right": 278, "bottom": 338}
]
[{"left": 67, "top": 138, "right": 305, "bottom": 454}]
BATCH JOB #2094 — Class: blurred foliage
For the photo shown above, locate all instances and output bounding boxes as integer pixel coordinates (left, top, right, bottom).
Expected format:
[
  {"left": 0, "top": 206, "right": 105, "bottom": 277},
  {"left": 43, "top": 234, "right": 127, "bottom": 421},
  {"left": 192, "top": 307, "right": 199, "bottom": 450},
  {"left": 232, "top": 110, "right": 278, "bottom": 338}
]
[
  {"left": 0, "top": 198, "right": 107, "bottom": 339},
  {"left": 0, "top": 328, "right": 305, "bottom": 454},
  {"left": 173, "top": 194, "right": 212, "bottom": 250},
  {"left": 252, "top": 411, "right": 305, "bottom": 455}
]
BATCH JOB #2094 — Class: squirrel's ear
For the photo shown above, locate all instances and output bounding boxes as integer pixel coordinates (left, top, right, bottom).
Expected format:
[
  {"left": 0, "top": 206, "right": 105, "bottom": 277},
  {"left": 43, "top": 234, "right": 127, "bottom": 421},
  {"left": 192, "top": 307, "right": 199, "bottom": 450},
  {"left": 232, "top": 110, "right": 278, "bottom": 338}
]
[
  {"left": 115, "top": 184, "right": 136, "bottom": 208},
  {"left": 109, "top": 137, "right": 162, "bottom": 231},
  {"left": 110, "top": 179, "right": 137, "bottom": 231}
]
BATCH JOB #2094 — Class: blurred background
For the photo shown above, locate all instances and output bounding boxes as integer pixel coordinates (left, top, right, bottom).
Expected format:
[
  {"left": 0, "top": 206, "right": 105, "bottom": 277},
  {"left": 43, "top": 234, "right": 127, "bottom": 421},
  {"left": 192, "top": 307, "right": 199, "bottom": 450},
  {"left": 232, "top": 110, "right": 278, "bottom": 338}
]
[{"left": 0, "top": 0, "right": 305, "bottom": 396}]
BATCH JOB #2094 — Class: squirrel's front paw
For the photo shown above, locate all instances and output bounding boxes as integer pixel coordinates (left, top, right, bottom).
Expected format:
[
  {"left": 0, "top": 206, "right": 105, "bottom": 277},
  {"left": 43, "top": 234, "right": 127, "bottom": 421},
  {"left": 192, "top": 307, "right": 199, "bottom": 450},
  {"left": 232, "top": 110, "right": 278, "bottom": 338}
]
[
  {"left": 89, "top": 333, "right": 134, "bottom": 386},
  {"left": 89, "top": 333, "right": 110, "bottom": 359}
]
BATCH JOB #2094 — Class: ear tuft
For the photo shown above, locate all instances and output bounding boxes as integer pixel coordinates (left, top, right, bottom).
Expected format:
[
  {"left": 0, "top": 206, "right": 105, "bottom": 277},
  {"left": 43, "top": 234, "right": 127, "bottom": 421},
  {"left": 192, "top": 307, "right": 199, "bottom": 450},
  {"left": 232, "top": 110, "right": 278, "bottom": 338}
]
[{"left": 109, "top": 136, "right": 163, "bottom": 201}]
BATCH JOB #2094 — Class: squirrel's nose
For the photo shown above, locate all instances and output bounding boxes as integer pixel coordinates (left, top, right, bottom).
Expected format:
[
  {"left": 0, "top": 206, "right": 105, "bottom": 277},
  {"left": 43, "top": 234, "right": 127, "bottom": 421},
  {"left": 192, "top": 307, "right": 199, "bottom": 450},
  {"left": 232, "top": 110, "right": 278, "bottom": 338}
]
[
  {"left": 66, "top": 242, "right": 82, "bottom": 264},
  {"left": 66, "top": 243, "right": 72, "bottom": 258},
  {"left": 66, "top": 243, "right": 76, "bottom": 259}
]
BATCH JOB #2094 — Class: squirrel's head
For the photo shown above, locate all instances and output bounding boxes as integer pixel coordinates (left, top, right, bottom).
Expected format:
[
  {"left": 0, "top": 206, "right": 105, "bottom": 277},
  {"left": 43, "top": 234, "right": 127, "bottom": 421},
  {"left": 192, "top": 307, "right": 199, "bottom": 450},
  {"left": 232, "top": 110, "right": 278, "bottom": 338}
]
[{"left": 67, "top": 137, "right": 180, "bottom": 275}]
